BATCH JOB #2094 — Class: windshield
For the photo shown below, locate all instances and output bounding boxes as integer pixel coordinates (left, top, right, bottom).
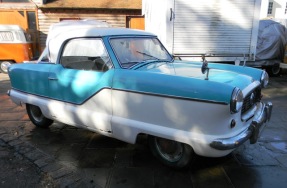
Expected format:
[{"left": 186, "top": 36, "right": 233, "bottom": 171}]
[{"left": 110, "top": 37, "right": 172, "bottom": 68}]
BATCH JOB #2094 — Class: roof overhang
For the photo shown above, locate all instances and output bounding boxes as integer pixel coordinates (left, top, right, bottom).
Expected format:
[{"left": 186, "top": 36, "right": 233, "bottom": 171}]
[{"left": 38, "top": 0, "right": 141, "bottom": 10}]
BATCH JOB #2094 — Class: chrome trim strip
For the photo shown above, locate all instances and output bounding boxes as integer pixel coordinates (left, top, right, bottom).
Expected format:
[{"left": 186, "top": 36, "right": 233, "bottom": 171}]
[
  {"left": 112, "top": 88, "right": 229, "bottom": 105},
  {"left": 10, "top": 86, "right": 228, "bottom": 106}
]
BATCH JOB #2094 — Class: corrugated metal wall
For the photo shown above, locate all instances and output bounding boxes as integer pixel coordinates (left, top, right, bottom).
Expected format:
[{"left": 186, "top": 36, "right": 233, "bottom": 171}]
[
  {"left": 37, "top": 9, "right": 141, "bottom": 51},
  {"left": 173, "top": 0, "right": 258, "bottom": 58}
]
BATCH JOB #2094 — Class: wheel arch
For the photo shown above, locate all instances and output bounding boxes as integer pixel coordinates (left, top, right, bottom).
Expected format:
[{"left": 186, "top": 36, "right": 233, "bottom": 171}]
[{"left": 111, "top": 117, "right": 197, "bottom": 150}]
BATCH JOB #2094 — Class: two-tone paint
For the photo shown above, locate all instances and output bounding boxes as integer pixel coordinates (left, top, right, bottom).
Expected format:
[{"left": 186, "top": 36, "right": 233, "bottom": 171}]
[{"left": 8, "top": 26, "right": 272, "bottom": 158}]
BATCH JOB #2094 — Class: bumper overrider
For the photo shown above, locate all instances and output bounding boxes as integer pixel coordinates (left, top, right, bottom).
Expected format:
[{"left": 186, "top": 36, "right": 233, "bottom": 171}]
[{"left": 210, "top": 102, "right": 273, "bottom": 150}]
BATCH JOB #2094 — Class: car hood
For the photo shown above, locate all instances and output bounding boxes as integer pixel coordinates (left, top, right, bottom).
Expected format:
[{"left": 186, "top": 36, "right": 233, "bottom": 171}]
[{"left": 134, "top": 61, "right": 254, "bottom": 90}]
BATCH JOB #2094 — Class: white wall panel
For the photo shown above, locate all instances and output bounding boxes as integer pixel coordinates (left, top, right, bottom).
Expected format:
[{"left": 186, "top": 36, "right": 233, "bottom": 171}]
[{"left": 173, "top": 0, "right": 260, "bottom": 61}]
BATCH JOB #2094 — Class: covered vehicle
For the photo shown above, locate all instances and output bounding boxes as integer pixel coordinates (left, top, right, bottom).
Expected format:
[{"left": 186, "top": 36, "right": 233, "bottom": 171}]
[
  {"left": 7, "top": 20, "right": 272, "bottom": 168},
  {"left": 247, "top": 19, "right": 287, "bottom": 76}
]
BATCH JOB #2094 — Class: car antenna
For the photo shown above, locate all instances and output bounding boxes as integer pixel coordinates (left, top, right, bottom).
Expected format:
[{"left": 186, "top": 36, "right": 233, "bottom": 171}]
[{"left": 201, "top": 55, "right": 210, "bottom": 80}]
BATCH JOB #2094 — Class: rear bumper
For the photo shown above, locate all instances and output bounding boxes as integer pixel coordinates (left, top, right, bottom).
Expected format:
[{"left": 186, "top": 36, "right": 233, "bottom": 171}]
[{"left": 210, "top": 102, "right": 273, "bottom": 150}]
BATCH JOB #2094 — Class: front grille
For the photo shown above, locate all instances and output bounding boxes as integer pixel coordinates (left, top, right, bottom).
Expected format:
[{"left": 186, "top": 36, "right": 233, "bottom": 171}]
[{"left": 241, "top": 87, "right": 261, "bottom": 115}]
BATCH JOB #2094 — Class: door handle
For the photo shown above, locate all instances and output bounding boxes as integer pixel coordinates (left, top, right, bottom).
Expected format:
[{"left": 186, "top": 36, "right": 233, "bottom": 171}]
[{"left": 48, "top": 77, "right": 58, "bottom": 80}]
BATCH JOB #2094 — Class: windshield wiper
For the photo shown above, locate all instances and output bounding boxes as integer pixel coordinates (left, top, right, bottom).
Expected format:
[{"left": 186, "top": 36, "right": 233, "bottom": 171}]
[
  {"left": 132, "top": 59, "right": 173, "bottom": 70},
  {"left": 122, "top": 61, "right": 143, "bottom": 68},
  {"left": 136, "top": 51, "right": 159, "bottom": 60}
]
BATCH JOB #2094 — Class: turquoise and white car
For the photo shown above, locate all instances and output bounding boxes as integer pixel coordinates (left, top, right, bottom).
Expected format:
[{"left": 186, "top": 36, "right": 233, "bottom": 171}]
[{"left": 7, "top": 21, "right": 272, "bottom": 168}]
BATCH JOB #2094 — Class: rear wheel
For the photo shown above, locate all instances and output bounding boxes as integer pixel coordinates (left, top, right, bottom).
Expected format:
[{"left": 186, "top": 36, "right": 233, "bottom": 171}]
[
  {"left": 26, "top": 104, "right": 53, "bottom": 128},
  {"left": 0, "top": 61, "right": 13, "bottom": 74},
  {"left": 148, "top": 136, "right": 194, "bottom": 168}
]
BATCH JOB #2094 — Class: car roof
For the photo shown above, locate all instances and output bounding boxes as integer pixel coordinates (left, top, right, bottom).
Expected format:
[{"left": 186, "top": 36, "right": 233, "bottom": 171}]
[
  {"left": 47, "top": 20, "right": 156, "bottom": 62},
  {"left": 47, "top": 20, "right": 154, "bottom": 43},
  {"left": 47, "top": 27, "right": 155, "bottom": 44}
]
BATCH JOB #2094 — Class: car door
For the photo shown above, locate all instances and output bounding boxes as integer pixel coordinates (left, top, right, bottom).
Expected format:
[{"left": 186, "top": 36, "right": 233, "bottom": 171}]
[{"left": 48, "top": 38, "right": 114, "bottom": 132}]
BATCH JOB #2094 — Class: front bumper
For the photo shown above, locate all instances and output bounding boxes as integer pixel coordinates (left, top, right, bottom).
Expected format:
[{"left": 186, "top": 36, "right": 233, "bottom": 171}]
[{"left": 210, "top": 102, "right": 273, "bottom": 150}]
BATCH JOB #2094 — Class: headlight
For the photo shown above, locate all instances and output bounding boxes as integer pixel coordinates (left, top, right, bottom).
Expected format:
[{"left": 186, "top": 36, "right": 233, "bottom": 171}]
[
  {"left": 230, "top": 87, "right": 243, "bottom": 114},
  {"left": 260, "top": 71, "right": 269, "bottom": 88}
]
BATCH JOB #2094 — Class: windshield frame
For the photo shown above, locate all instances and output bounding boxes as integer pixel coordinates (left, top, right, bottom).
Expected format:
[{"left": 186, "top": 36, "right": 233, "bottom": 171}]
[{"left": 109, "top": 36, "right": 173, "bottom": 69}]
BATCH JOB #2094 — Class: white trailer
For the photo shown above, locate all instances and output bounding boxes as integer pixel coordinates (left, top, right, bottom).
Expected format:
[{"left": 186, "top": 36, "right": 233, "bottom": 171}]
[{"left": 143, "top": 0, "right": 261, "bottom": 63}]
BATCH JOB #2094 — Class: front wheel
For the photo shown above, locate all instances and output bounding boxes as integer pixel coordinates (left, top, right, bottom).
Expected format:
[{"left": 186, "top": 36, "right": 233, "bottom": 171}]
[
  {"left": 26, "top": 104, "right": 53, "bottom": 128},
  {"left": 0, "top": 61, "right": 13, "bottom": 74},
  {"left": 266, "top": 64, "right": 281, "bottom": 77},
  {"left": 148, "top": 136, "right": 195, "bottom": 168}
]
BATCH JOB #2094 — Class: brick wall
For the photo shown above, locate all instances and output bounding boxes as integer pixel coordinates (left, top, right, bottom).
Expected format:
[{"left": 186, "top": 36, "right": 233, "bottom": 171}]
[{"left": 37, "top": 8, "right": 141, "bottom": 51}]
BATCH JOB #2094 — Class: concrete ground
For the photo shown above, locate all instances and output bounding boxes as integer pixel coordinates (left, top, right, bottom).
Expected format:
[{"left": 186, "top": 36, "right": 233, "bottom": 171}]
[{"left": 0, "top": 72, "right": 287, "bottom": 188}]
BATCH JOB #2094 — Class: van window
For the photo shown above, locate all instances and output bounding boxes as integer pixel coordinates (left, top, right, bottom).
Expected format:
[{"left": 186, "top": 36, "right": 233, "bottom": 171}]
[{"left": 0, "top": 31, "right": 14, "bottom": 41}]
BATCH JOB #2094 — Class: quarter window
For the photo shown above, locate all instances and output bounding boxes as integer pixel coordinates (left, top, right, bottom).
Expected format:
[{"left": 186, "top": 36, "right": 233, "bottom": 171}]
[{"left": 60, "top": 38, "right": 112, "bottom": 72}]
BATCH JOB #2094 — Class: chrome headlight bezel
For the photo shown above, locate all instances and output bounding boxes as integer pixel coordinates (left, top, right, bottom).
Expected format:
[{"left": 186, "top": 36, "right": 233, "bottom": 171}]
[
  {"left": 230, "top": 87, "right": 243, "bottom": 114},
  {"left": 260, "top": 71, "right": 269, "bottom": 88}
]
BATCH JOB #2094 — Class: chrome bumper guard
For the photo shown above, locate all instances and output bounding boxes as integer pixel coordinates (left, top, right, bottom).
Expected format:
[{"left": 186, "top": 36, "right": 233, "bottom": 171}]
[{"left": 210, "top": 102, "right": 273, "bottom": 150}]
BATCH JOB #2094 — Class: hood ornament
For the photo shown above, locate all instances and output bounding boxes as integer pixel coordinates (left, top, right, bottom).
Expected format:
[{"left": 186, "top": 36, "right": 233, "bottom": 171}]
[{"left": 201, "top": 55, "right": 210, "bottom": 80}]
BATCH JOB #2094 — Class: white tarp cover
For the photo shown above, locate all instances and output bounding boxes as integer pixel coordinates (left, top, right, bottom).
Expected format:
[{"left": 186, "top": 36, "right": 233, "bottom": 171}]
[
  {"left": 256, "top": 19, "right": 287, "bottom": 61},
  {"left": 46, "top": 20, "right": 110, "bottom": 62}
]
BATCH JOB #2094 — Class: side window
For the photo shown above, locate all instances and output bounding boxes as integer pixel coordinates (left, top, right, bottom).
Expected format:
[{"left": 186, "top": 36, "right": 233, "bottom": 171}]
[{"left": 60, "top": 38, "right": 112, "bottom": 72}]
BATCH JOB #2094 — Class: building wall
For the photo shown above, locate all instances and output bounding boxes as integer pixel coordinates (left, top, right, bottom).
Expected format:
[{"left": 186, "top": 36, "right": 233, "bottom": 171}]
[
  {"left": 267, "top": 0, "right": 287, "bottom": 19},
  {"left": 1, "top": 1, "right": 142, "bottom": 54},
  {"left": 37, "top": 8, "right": 141, "bottom": 51},
  {"left": 260, "top": 0, "right": 269, "bottom": 18}
]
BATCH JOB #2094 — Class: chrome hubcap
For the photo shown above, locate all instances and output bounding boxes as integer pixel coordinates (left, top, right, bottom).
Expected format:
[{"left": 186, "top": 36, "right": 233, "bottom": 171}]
[
  {"left": 155, "top": 138, "right": 183, "bottom": 162},
  {"left": 30, "top": 105, "right": 43, "bottom": 122}
]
